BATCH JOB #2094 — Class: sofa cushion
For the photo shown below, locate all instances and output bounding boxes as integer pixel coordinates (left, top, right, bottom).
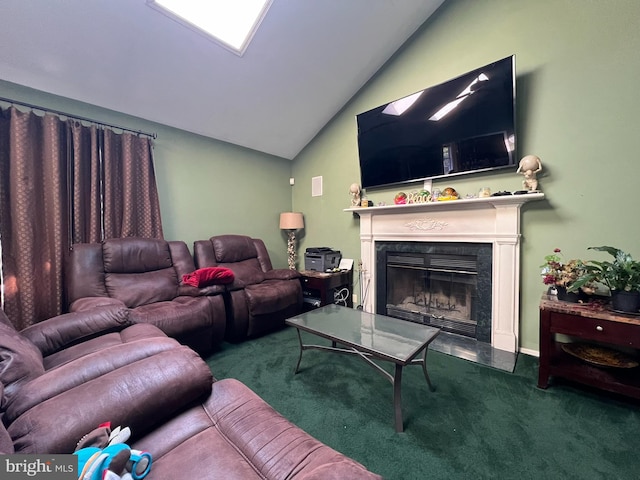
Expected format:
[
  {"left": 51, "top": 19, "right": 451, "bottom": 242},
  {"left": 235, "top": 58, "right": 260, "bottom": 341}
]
[
  {"left": 102, "top": 238, "right": 178, "bottom": 307},
  {"left": 130, "top": 297, "right": 215, "bottom": 338},
  {"left": 105, "top": 269, "right": 178, "bottom": 307},
  {"left": 66, "top": 243, "right": 109, "bottom": 303},
  {"left": 221, "top": 258, "right": 265, "bottom": 285},
  {"left": 212, "top": 235, "right": 257, "bottom": 263},
  {"left": 102, "top": 238, "right": 173, "bottom": 273},
  {"left": 245, "top": 280, "right": 301, "bottom": 316},
  {"left": 41, "top": 323, "right": 169, "bottom": 371},
  {"left": 0, "top": 315, "right": 45, "bottom": 406}
]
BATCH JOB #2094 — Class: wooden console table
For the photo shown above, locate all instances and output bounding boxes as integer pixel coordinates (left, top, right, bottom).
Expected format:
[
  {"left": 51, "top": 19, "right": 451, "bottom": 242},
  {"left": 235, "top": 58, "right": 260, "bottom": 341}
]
[{"left": 538, "top": 295, "right": 640, "bottom": 399}]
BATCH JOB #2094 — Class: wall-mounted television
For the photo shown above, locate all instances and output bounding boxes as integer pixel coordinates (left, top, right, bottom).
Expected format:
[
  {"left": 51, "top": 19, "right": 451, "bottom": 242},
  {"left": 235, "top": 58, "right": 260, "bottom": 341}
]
[{"left": 356, "top": 55, "right": 516, "bottom": 190}]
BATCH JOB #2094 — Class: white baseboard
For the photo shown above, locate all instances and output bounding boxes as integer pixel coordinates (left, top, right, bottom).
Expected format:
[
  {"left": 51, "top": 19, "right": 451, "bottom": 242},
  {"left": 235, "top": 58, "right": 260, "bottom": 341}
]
[{"left": 519, "top": 346, "right": 539, "bottom": 357}]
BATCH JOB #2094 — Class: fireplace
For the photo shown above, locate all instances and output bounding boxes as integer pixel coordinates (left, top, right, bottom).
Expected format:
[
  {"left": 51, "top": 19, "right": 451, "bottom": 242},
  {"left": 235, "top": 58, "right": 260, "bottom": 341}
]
[
  {"left": 346, "top": 193, "right": 544, "bottom": 353},
  {"left": 376, "top": 242, "right": 492, "bottom": 342}
]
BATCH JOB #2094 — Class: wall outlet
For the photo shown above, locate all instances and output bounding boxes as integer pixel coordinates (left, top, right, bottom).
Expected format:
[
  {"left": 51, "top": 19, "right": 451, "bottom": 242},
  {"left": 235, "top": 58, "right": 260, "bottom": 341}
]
[{"left": 352, "top": 293, "right": 358, "bottom": 305}]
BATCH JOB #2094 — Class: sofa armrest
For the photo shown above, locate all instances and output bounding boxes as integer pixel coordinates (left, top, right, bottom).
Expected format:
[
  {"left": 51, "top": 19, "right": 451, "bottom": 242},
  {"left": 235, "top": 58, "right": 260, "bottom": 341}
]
[
  {"left": 178, "top": 284, "right": 226, "bottom": 297},
  {"left": 20, "top": 305, "right": 131, "bottom": 357},
  {"left": 264, "top": 269, "right": 301, "bottom": 281},
  {"left": 8, "top": 346, "right": 213, "bottom": 454}
]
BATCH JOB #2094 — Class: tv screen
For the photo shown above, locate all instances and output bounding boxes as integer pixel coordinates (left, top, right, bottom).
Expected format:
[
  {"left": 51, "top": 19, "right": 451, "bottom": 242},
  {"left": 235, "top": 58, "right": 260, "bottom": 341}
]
[{"left": 356, "top": 55, "right": 516, "bottom": 189}]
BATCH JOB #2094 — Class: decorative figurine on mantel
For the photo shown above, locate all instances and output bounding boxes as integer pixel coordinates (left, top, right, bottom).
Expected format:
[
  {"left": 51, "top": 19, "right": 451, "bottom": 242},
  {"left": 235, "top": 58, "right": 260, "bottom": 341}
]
[
  {"left": 516, "top": 154, "right": 543, "bottom": 192},
  {"left": 349, "top": 183, "right": 361, "bottom": 207}
]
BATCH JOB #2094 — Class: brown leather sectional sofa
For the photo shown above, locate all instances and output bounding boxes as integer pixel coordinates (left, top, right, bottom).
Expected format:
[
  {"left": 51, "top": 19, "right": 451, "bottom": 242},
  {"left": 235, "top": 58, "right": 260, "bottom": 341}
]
[
  {"left": 66, "top": 237, "right": 228, "bottom": 354},
  {"left": 67, "top": 236, "right": 303, "bottom": 349},
  {"left": 0, "top": 306, "right": 381, "bottom": 478},
  {"left": 1, "top": 236, "right": 379, "bottom": 478},
  {"left": 194, "top": 234, "right": 303, "bottom": 340}
]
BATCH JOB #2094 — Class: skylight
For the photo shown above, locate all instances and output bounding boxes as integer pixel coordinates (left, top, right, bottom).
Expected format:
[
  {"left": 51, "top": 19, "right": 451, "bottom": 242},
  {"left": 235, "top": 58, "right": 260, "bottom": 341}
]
[
  {"left": 147, "top": 0, "right": 272, "bottom": 56},
  {"left": 382, "top": 91, "right": 423, "bottom": 116},
  {"left": 429, "top": 73, "right": 490, "bottom": 121}
]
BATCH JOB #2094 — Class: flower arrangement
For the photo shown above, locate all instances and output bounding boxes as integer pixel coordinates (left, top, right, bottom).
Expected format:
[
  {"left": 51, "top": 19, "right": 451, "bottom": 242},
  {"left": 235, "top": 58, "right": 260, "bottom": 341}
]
[{"left": 540, "top": 248, "right": 595, "bottom": 294}]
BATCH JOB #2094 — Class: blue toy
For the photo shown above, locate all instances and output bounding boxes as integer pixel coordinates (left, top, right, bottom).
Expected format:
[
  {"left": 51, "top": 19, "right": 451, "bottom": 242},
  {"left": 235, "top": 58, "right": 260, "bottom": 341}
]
[{"left": 74, "top": 423, "right": 152, "bottom": 480}]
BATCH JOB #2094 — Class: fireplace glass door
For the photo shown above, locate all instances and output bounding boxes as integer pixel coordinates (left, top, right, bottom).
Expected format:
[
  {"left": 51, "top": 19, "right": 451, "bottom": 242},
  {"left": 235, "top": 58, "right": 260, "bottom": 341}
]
[{"left": 385, "top": 253, "right": 479, "bottom": 337}]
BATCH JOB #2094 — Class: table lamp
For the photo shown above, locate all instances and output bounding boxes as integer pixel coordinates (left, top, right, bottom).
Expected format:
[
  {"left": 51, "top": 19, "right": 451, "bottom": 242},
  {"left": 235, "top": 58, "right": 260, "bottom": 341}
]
[{"left": 279, "top": 212, "right": 304, "bottom": 270}]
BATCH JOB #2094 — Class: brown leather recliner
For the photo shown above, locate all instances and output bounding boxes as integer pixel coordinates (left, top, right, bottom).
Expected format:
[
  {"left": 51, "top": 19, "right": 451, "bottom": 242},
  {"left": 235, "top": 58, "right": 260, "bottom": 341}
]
[
  {"left": 0, "top": 306, "right": 182, "bottom": 418},
  {"left": 194, "top": 235, "right": 303, "bottom": 341},
  {"left": 2, "top": 346, "right": 212, "bottom": 455},
  {"left": 1, "top": 345, "right": 381, "bottom": 479},
  {"left": 66, "top": 237, "right": 227, "bottom": 354}
]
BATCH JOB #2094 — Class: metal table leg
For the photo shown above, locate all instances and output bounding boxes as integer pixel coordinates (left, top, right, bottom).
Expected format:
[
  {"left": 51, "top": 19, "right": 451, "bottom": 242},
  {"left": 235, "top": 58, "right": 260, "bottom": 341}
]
[
  {"left": 293, "top": 328, "right": 304, "bottom": 374},
  {"left": 421, "top": 347, "right": 436, "bottom": 392},
  {"left": 394, "top": 364, "right": 404, "bottom": 432}
]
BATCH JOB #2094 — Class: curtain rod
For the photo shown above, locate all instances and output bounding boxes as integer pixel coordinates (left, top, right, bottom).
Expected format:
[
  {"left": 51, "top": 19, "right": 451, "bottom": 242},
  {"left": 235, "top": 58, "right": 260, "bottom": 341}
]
[{"left": 0, "top": 95, "right": 157, "bottom": 139}]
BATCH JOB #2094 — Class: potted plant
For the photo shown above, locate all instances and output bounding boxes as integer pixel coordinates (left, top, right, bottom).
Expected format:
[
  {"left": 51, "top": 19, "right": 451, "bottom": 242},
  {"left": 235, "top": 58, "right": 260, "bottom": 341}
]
[
  {"left": 569, "top": 246, "right": 640, "bottom": 312},
  {"left": 540, "top": 248, "right": 595, "bottom": 302}
]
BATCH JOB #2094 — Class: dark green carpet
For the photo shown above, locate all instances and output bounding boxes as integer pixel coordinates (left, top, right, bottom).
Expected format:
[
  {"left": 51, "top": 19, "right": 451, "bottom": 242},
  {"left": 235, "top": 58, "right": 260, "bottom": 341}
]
[{"left": 205, "top": 327, "right": 639, "bottom": 480}]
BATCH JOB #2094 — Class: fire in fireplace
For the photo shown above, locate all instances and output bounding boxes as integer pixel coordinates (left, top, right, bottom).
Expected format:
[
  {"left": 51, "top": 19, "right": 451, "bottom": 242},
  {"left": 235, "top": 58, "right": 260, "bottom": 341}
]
[{"left": 376, "top": 242, "right": 492, "bottom": 343}]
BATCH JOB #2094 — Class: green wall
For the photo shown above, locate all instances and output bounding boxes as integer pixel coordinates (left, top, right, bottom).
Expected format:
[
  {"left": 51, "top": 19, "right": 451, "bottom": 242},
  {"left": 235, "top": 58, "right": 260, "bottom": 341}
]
[
  {"left": 4, "top": 0, "right": 640, "bottom": 352},
  {"left": 291, "top": 0, "right": 640, "bottom": 353},
  {"left": 0, "top": 79, "right": 294, "bottom": 268}
]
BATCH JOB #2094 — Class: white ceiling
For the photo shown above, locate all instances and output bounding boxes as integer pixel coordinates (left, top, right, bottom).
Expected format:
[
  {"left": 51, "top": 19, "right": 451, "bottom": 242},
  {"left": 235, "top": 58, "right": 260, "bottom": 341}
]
[{"left": 0, "top": 0, "right": 445, "bottom": 159}]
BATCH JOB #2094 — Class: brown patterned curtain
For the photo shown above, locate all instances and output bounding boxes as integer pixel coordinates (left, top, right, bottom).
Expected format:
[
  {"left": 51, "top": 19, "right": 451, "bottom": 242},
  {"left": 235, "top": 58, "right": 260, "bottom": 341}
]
[
  {"left": 69, "top": 121, "right": 102, "bottom": 243},
  {"left": 0, "top": 108, "right": 68, "bottom": 328},
  {"left": 68, "top": 123, "right": 162, "bottom": 242},
  {"left": 101, "top": 128, "right": 163, "bottom": 239},
  {"left": 0, "top": 106, "right": 163, "bottom": 329}
]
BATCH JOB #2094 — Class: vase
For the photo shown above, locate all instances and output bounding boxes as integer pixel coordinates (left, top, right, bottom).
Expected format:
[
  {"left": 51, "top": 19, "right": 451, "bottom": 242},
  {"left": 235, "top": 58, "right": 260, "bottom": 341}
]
[
  {"left": 611, "top": 290, "right": 640, "bottom": 313},
  {"left": 556, "top": 286, "right": 582, "bottom": 303}
]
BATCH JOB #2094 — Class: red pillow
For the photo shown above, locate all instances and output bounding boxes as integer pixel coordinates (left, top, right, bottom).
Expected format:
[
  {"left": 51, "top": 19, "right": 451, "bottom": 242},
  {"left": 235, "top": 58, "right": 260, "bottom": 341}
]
[{"left": 182, "top": 267, "right": 235, "bottom": 287}]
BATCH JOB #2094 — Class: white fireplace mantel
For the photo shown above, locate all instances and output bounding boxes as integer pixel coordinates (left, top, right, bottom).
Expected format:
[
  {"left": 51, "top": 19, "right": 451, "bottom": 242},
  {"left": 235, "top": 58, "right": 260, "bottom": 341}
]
[{"left": 345, "top": 193, "right": 544, "bottom": 353}]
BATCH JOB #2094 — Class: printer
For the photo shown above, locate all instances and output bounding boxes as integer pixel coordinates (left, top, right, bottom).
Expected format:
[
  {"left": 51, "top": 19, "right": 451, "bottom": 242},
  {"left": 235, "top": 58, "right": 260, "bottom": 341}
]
[{"left": 304, "top": 247, "right": 342, "bottom": 272}]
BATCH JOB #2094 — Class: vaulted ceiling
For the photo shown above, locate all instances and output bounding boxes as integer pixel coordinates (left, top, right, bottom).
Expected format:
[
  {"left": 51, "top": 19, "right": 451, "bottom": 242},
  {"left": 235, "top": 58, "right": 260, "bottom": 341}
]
[{"left": 0, "top": 0, "right": 445, "bottom": 159}]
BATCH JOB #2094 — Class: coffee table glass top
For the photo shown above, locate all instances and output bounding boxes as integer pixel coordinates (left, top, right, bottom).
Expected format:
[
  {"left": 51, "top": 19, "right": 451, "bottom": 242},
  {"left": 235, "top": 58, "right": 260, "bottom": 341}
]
[{"left": 286, "top": 304, "right": 440, "bottom": 365}]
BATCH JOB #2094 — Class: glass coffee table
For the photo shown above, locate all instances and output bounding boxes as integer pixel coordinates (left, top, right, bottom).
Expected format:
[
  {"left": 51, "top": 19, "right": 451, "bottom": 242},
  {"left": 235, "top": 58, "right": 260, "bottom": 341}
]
[{"left": 285, "top": 304, "right": 440, "bottom": 432}]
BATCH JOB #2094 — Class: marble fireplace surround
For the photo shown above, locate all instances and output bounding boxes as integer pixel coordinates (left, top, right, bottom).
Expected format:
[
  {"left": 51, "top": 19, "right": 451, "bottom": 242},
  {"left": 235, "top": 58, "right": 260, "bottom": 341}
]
[{"left": 346, "top": 193, "right": 544, "bottom": 353}]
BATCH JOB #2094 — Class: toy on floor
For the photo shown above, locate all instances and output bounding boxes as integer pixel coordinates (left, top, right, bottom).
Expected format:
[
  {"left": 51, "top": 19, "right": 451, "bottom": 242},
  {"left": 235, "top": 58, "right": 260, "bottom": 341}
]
[{"left": 74, "top": 422, "right": 152, "bottom": 480}]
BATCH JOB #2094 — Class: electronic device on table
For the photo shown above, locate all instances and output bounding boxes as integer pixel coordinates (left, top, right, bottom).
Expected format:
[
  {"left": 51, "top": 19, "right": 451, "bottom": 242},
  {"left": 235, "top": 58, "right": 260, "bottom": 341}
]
[{"left": 304, "top": 247, "right": 341, "bottom": 272}]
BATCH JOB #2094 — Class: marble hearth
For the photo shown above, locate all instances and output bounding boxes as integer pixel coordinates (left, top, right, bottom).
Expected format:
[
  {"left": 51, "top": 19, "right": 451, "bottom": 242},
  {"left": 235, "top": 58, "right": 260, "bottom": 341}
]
[{"left": 346, "top": 193, "right": 544, "bottom": 354}]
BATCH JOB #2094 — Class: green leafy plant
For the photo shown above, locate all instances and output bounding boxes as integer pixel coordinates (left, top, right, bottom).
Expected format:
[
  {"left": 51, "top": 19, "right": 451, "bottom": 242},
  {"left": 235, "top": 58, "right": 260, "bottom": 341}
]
[{"left": 569, "top": 246, "right": 640, "bottom": 294}]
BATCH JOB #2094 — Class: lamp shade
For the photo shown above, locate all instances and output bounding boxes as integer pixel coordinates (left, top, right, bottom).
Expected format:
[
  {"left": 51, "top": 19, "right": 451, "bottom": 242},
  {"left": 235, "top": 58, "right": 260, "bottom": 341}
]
[{"left": 279, "top": 212, "right": 304, "bottom": 230}]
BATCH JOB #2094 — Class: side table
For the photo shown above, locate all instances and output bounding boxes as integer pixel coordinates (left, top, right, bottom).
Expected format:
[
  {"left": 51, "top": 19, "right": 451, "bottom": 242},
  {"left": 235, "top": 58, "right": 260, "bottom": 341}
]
[
  {"left": 538, "top": 294, "right": 640, "bottom": 399},
  {"left": 299, "top": 270, "right": 353, "bottom": 311}
]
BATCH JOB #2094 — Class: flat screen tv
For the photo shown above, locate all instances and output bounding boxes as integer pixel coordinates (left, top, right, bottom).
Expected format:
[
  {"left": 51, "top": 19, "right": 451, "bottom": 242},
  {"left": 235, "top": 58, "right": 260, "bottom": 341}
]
[{"left": 356, "top": 55, "right": 516, "bottom": 190}]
